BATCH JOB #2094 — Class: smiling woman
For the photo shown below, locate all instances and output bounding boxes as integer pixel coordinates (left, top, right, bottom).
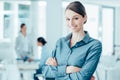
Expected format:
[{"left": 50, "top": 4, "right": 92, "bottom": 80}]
[{"left": 42, "top": 1, "right": 102, "bottom": 80}]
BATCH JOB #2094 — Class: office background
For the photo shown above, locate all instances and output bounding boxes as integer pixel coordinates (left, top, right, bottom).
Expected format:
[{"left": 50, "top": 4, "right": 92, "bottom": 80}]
[{"left": 0, "top": 0, "right": 120, "bottom": 80}]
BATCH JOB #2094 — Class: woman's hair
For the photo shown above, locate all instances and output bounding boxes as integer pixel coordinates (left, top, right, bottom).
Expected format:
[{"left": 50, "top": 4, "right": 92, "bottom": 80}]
[
  {"left": 20, "top": 23, "right": 26, "bottom": 32},
  {"left": 20, "top": 23, "right": 26, "bottom": 29},
  {"left": 37, "top": 37, "right": 47, "bottom": 46},
  {"left": 65, "top": 1, "right": 87, "bottom": 23}
]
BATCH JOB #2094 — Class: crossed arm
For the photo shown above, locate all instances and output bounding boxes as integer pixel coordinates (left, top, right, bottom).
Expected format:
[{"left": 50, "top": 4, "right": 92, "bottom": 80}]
[
  {"left": 45, "top": 56, "right": 97, "bottom": 80},
  {"left": 46, "top": 57, "right": 80, "bottom": 74},
  {"left": 42, "top": 42, "right": 102, "bottom": 80},
  {"left": 45, "top": 57, "right": 95, "bottom": 80}
]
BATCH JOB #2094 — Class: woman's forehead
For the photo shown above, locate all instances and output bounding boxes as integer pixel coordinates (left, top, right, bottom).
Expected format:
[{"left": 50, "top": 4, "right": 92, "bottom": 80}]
[{"left": 65, "top": 9, "right": 81, "bottom": 17}]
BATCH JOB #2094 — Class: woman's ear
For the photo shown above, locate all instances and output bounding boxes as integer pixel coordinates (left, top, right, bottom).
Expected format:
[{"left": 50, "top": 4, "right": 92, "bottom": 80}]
[{"left": 84, "top": 15, "right": 87, "bottom": 24}]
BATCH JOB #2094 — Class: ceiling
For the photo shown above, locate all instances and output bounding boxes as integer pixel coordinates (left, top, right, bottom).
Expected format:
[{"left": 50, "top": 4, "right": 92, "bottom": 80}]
[
  {"left": 1, "top": 0, "right": 120, "bottom": 7},
  {"left": 68, "top": 0, "right": 120, "bottom": 7}
]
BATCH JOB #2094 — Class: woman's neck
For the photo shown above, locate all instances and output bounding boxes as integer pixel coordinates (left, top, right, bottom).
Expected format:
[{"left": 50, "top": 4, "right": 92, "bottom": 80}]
[
  {"left": 70, "top": 31, "right": 85, "bottom": 47},
  {"left": 22, "top": 32, "right": 26, "bottom": 37}
]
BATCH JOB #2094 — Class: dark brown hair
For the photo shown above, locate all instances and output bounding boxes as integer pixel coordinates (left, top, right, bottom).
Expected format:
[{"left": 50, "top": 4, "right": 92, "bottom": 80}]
[
  {"left": 20, "top": 23, "right": 26, "bottom": 32},
  {"left": 20, "top": 23, "right": 25, "bottom": 29},
  {"left": 37, "top": 37, "right": 47, "bottom": 46},
  {"left": 65, "top": 1, "right": 87, "bottom": 23}
]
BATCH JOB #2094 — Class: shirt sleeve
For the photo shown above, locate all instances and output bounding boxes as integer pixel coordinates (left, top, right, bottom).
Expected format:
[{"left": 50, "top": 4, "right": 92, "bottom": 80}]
[
  {"left": 42, "top": 65, "right": 67, "bottom": 78},
  {"left": 69, "top": 41, "right": 102, "bottom": 80},
  {"left": 42, "top": 39, "right": 67, "bottom": 78},
  {"left": 39, "top": 46, "right": 50, "bottom": 69}
]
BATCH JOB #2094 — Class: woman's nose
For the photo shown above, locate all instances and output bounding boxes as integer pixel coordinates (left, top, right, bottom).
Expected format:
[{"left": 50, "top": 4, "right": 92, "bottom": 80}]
[{"left": 69, "top": 20, "right": 74, "bottom": 26}]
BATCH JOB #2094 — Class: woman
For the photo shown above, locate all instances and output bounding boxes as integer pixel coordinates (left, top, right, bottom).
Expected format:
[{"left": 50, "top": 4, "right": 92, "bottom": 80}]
[
  {"left": 15, "top": 23, "right": 33, "bottom": 62},
  {"left": 34, "top": 37, "right": 54, "bottom": 80},
  {"left": 42, "top": 1, "right": 102, "bottom": 80}
]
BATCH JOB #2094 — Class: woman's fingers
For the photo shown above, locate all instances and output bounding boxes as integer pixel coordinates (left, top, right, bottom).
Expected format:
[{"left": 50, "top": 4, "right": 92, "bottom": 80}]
[
  {"left": 46, "top": 57, "right": 58, "bottom": 66},
  {"left": 50, "top": 58, "right": 58, "bottom": 66},
  {"left": 66, "top": 66, "right": 81, "bottom": 74},
  {"left": 46, "top": 57, "right": 52, "bottom": 65}
]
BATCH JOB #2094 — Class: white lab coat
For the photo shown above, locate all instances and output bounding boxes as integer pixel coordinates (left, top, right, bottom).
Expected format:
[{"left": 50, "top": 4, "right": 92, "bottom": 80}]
[{"left": 15, "top": 32, "right": 33, "bottom": 59}]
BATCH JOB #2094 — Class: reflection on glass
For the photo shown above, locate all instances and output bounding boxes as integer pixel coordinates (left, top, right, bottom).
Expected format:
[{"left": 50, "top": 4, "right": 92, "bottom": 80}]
[
  {"left": 4, "top": 15, "right": 11, "bottom": 38},
  {"left": 18, "top": 4, "right": 30, "bottom": 18},
  {"left": 4, "top": 2, "right": 11, "bottom": 10},
  {"left": 18, "top": 4, "right": 31, "bottom": 34}
]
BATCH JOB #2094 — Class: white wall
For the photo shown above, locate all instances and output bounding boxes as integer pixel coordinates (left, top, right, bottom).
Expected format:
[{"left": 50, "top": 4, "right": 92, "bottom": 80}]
[{"left": 46, "top": 0, "right": 63, "bottom": 50}]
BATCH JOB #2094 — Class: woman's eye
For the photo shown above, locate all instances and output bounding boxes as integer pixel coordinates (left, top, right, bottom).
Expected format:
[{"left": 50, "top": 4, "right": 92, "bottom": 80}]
[
  {"left": 66, "top": 18, "right": 70, "bottom": 21},
  {"left": 74, "top": 17, "right": 78, "bottom": 20}
]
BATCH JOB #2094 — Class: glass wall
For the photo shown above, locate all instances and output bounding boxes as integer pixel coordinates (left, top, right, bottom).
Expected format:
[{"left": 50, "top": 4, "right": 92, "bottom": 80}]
[
  {"left": 84, "top": 4, "right": 99, "bottom": 39},
  {"left": 0, "top": 2, "right": 12, "bottom": 41},
  {"left": 102, "top": 7, "right": 114, "bottom": 55},
  {"left": 4, "top": 2, "right": 12, "bottom": 39},
  {"left": 18, "top": 4, "right": 31, "bottom": 34},
  {"left": 0, "top": 1, "right": 47, "bottom": 60}
]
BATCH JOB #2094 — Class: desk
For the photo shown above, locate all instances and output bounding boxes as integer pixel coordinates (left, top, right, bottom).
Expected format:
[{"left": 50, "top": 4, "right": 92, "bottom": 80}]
[
  {"left": 0, "top": 61, "right": 39, "bottom": 80},
  {"left": 17, "top": 62, "right": 39, "bottom": 80},
  {"left": 17, "top": 62, "right": 39, "bottom": 70}
]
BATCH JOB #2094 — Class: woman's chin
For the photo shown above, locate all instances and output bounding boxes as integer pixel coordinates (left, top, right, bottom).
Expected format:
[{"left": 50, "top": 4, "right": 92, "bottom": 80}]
[{"left": 71, "top": 30, "right": 77, "bottom": 33}]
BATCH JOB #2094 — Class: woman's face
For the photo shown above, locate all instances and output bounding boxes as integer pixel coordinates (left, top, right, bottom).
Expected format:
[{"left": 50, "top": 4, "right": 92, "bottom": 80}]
[
  {"left": 21, "top": 26, "right": 26, "bottom": 33},
  {"left": 37, "top": 42, "right": 43, "bottom": 47},
  {"left": 65, "top": 9, "right": 87, "bottom": 32}
]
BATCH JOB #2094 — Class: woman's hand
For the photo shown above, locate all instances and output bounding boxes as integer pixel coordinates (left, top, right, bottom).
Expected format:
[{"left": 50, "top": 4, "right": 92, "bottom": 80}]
[
  {"left": 28, "top": 58, "right": 33, "bottom": 62},
  {"left": 90, "top": 76, "right": 95, "bottom": 80},
  {"left": 66, "top": 66, "right": 81, "bottom": 74},
  {"left": 46, "top": 57, "right": 58, "bottom": 66}
]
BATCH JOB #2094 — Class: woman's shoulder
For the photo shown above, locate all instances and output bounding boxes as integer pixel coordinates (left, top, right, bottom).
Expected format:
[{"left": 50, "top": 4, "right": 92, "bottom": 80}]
[
  {"left": 54, "top": 37, "right": 67, "bottom": 48},
  {"left": 16, "top": 33, "right": 22, "bottom": 39},
  {"left": 90, "top": 38, "right": 102, "bottom": 45},
  {"left": 57, "top": 33, "right": 71, "bottom": 42},
  {"left": 89, "top": 37, "right": 102, "bottom": 49},
  {"left": 56, "top": 37, "right": 67, "bottom": 44}
]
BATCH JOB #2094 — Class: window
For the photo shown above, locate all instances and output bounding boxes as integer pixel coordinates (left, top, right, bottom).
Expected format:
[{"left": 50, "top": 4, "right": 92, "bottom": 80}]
[
  {"left": 4, "top": 15, "right": 11, "bottom": 39},
  {"left": 4, "top": 2, "right": 11, "bottom": 10},
  {"left": 84, "top": 4, "right": 99, "bottom": 39},
  {"left": 0, "top": 2, "right": 12, "bottom": 42},
  {"left": 0, "top": 2, "right": 4, "bottom": 40},
  {"left": 18, "top": 4, "right": 31, "bottom": 34},
  {"left": 102, "top": 7, "right": 114, "bottom": 55}
]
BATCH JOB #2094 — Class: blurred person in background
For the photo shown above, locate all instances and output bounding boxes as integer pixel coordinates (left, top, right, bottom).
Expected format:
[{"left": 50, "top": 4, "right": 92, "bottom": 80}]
[
  {"left": 15, "top": 23, "right": 33, "bottom": 62},
  {"left": 34, "top": 37, "right": 54, "bottom": 80}
]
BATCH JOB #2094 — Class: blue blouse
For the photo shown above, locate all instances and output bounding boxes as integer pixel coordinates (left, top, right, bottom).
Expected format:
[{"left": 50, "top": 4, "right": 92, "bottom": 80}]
[
  {"left": 39, "top": 44, "right": 51, "bottom": 71},
  {"left": 42, "top": 31, "right": 102, "bottom": 80}
]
